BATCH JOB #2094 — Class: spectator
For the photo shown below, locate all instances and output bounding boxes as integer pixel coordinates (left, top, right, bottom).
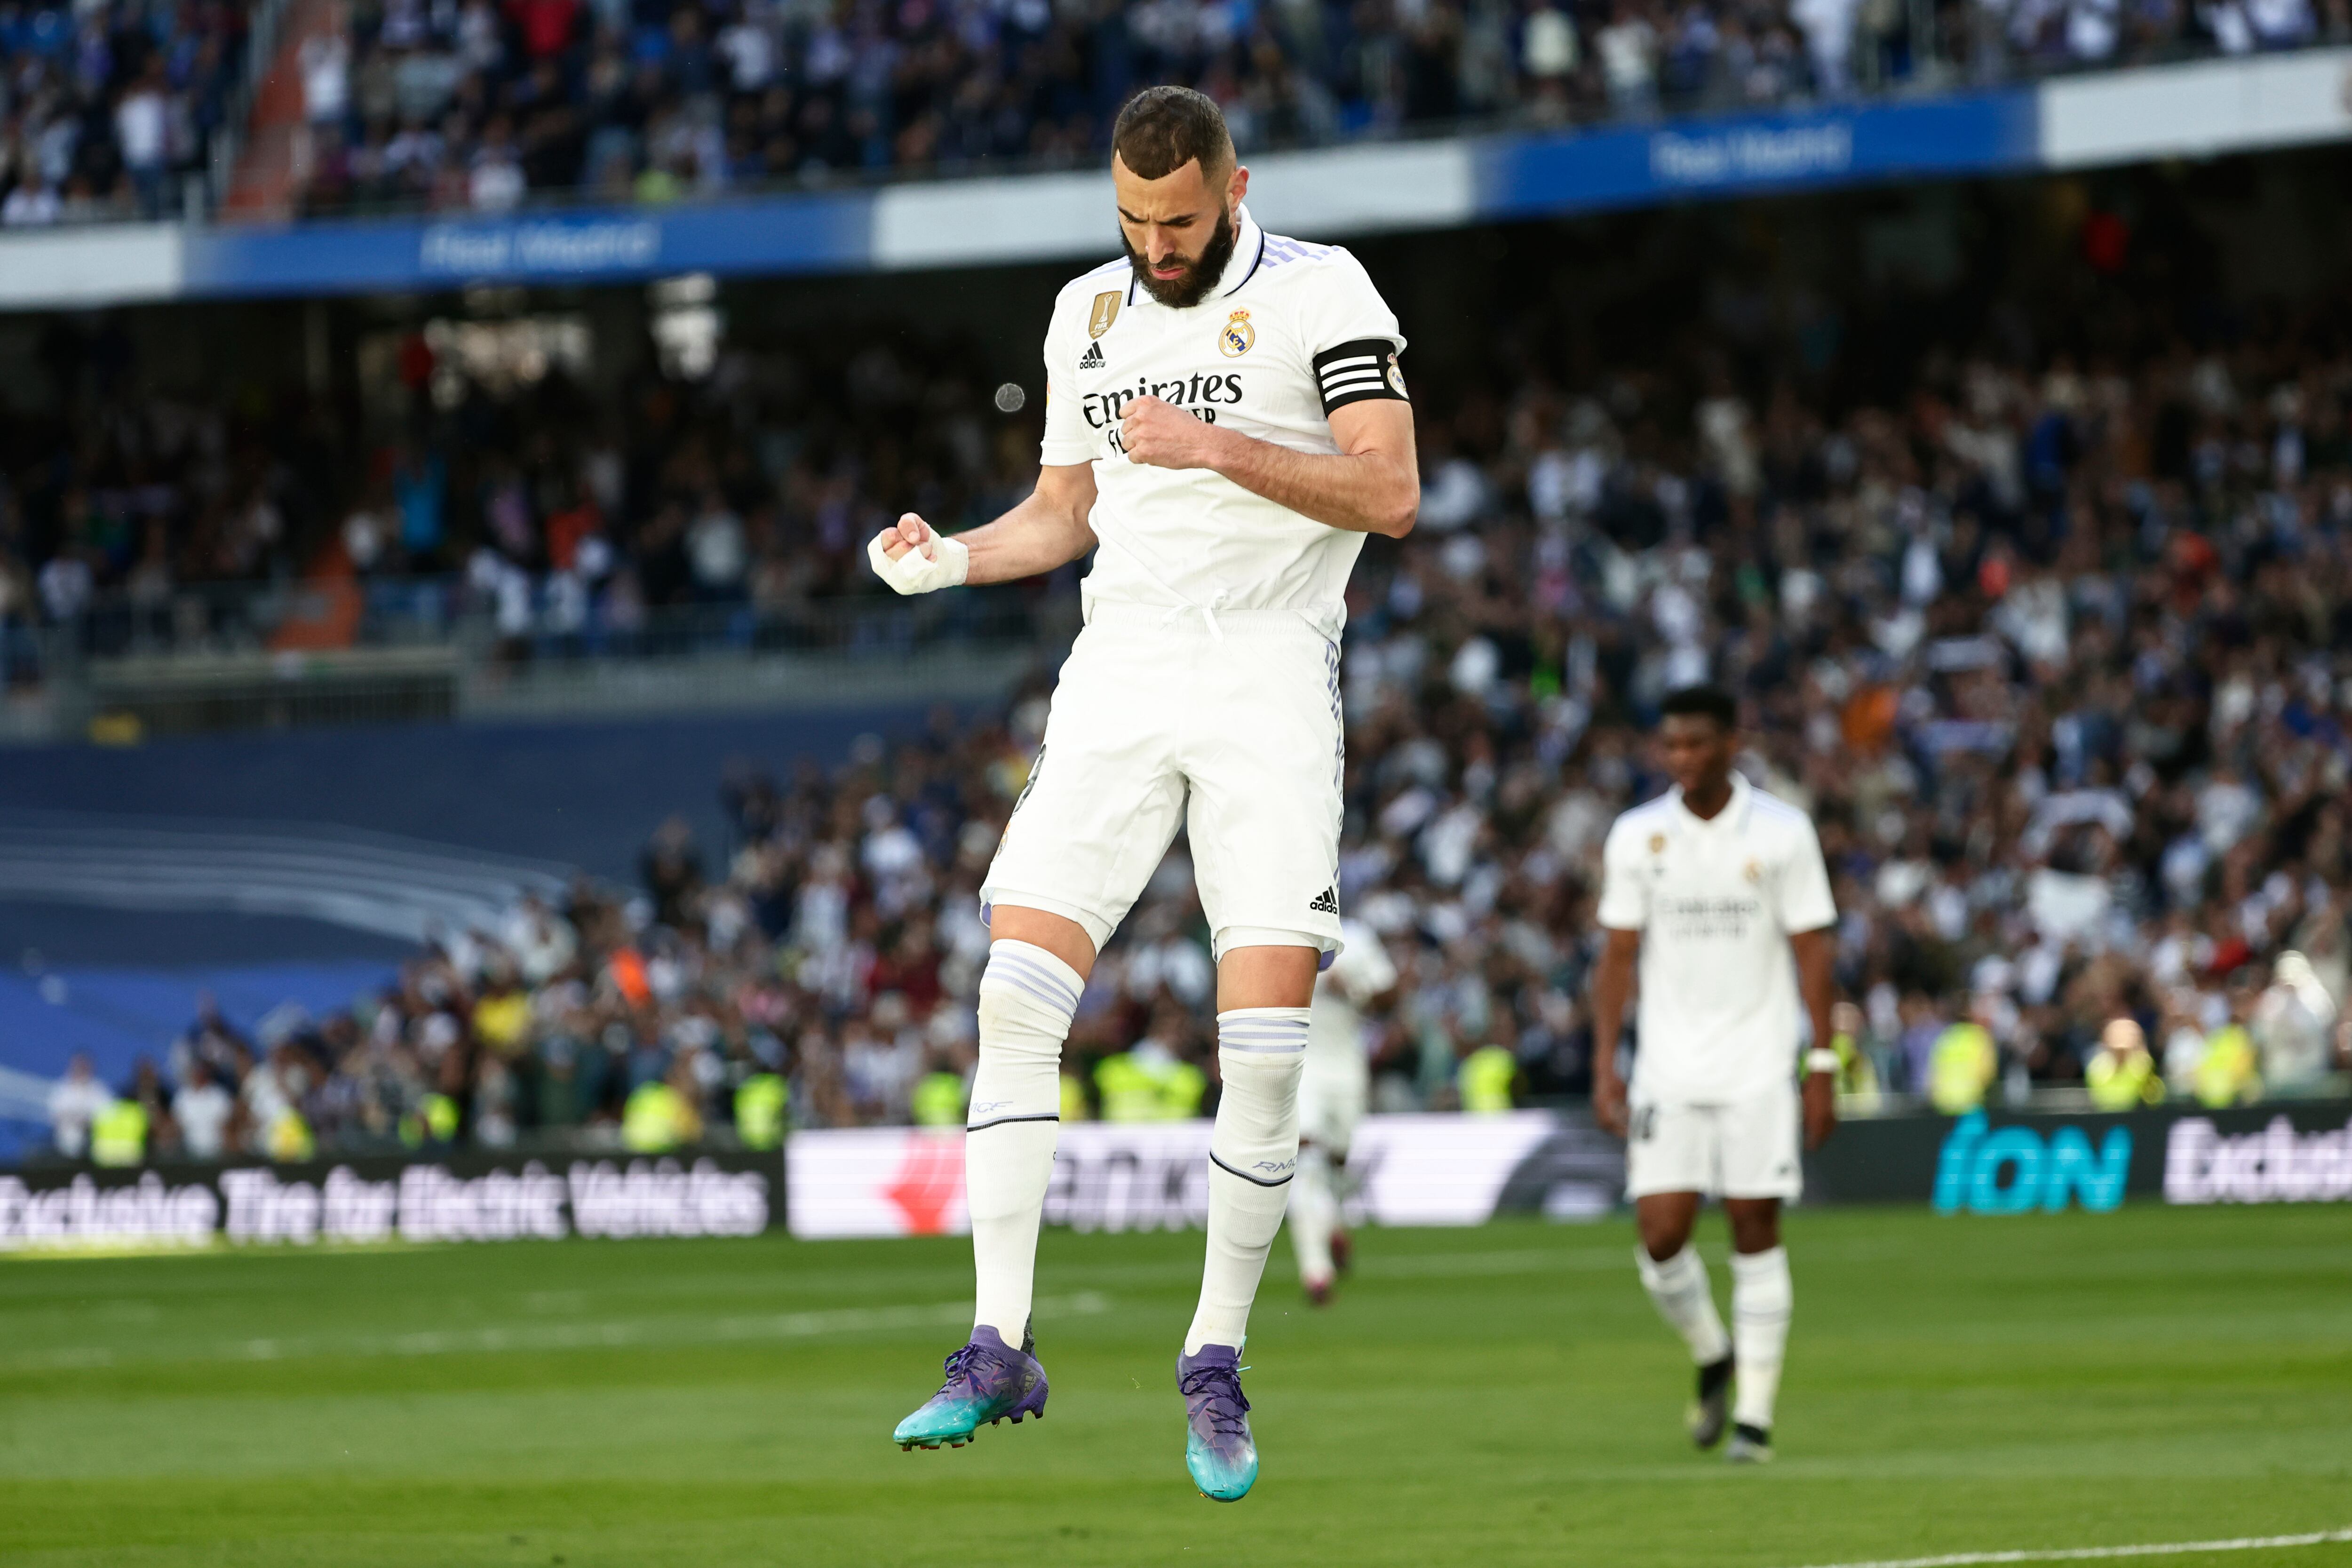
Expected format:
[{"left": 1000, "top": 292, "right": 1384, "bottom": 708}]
[
  {"left": 46, "top": 1052, "right": 112, "bottom": 1159},
  {"left": 172, "top": 1059, "right": 235, "bottom": 1160}
]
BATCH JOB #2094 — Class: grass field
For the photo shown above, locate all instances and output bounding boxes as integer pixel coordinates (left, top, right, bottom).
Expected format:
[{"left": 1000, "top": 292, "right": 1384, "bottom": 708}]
[{"left": 1, "top": 1203, "right": 2349, "bottom": 1568}]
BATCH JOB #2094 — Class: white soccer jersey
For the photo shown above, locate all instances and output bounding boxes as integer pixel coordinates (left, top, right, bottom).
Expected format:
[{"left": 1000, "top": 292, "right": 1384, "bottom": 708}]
[
  {"left": 1596, "top": 772, "right": 1836, "bottom": 1104},
  {"left": 1038, "top": 204, "right": 1408, "bottom": 634},
  {"left": 1308, "top": 917, "right": 1399, "bottom": 1066}
]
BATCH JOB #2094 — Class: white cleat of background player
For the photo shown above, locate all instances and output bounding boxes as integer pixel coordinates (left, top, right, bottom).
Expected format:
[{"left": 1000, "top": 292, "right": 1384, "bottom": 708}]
[{"left": 1289, "top": 915, "right": 1400, "bottom": 1304}]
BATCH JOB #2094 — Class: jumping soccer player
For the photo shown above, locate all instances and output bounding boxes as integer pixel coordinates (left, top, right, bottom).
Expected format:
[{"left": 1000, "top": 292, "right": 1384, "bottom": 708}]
[
  {"left": 866, "top": 85, "right": 1416, "bottom": 1501},
  {"left": 1590, "top": 684, "right": 1838, "bottom": 1464},
  {"left": 1289, "top": 914, "right": 1398, "bottom": 1304}
]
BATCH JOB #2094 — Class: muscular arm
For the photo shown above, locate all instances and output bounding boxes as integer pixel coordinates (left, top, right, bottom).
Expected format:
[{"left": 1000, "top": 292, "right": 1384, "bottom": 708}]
[
  {"left": 1117, "top": 395, "right": 1418, "bottom": 537},
  {"left": 1589, "top": 927, "right": 1641, "bottom": 1137},
  {"left": 1789, "top": 925, "right": 1838, "bottom": 1149},
  {"left": 875, "top": 462, "right": 1098, "bottom": 585}
]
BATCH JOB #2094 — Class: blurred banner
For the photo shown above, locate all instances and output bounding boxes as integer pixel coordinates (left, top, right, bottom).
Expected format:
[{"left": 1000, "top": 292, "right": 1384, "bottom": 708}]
[
  {"left": 10, "top": 1101, "right": 2347, "bottom": 1250},
  {"left": 787, "top": 1099, "right": 2352, "bottom": 1237},
  {"left": 1806, "top": 1101, "right": 2352, "bottom": 1212},
  {"left": 0, "top": 1150, "right": 777, "bottom": 1253},
  {"left": 785, "top": 1112, "right": 1624, "bottom": 1240}
]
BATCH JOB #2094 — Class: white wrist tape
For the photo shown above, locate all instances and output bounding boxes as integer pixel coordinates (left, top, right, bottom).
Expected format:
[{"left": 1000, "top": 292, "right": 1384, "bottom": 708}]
[
  {"left": 866, "top": 529, "right": 969, "bottom": 595},
  {"left": 1806, "top": 1048, "right": 1841, "bottom": 1075}
]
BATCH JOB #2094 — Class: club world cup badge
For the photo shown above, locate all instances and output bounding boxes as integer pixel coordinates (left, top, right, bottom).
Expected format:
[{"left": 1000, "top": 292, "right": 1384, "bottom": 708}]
[
  {"left": 1088, "top": 292, "right": 1120, "bottom": 339},
  {"left": 1218, "top": 308, "right": 1255, "bottom": 358},
  {"left": 1743, "top": 859, "right": 1763, "bottom": 883},
  {"left": 1648, "top": 834, "right": 1667, "bottom": 854}
]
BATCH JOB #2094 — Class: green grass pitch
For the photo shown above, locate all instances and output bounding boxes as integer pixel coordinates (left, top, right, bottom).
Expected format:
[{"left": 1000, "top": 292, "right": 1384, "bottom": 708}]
[{"left": 1, "top": 1203, "right": 2348, "bottom": 1567}]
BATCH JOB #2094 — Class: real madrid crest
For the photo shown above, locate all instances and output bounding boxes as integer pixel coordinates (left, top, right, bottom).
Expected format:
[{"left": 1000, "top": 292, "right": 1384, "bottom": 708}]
[
  {"left": 1218, "top": 308, "right": 1255, "bottom": 358},
  {"left": 1087, "top": 292, "right": 1120, "bottom": 340},
  {"left": 1385, "top": 349, "right": 1407, "bottom": 398}
]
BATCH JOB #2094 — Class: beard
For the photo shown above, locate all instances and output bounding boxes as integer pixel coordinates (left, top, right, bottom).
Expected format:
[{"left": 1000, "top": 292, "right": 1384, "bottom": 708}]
[{"left": 1123, "top": 205, "right": 1240, "bottom": 310}]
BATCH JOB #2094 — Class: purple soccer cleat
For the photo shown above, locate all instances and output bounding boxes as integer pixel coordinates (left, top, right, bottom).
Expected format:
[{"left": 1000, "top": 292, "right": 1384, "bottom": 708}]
[
  {"left": 1177, "top": 1343, "right": 1258, "bottom": 1501},
  {"left": 892, "top": 1325, "right": 1048, "bottom": 1450}
]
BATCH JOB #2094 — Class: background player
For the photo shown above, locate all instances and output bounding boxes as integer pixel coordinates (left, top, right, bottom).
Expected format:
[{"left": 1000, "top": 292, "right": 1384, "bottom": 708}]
[
  {"left": 1589, "top": 685, "right": 1838, "bottom": 1464},
  {"left": 1289, "top": 915, "right": 1399, "bottom": 1304},
  {"left": 866, "top": 86, "right": 1417, "bottom": 1500}
]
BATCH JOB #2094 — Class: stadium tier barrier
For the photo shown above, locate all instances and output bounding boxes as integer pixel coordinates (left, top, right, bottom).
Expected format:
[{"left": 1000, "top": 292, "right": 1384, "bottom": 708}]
[{"left": 8, "top": 1100, "right": 2350, "bottom": 1251}]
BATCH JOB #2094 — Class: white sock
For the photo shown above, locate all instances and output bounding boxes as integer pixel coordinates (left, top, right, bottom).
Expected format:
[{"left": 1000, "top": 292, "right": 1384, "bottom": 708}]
[
  {"left": 1185, "top": 1007, "right": 1309, "bottom": 1353},
  {"left": 966, "top": 940, "right": 1081, "bottom": 1344},
  {"left": 1730, "top": 1245, "right": 1792, "bottom": 1431},
  {"left": 1636, "top": 1244, "right": 1732, "bottom": 1365},
  {"left": 1288, "top": 1141, "right": 1336, "bottom": 1287}
]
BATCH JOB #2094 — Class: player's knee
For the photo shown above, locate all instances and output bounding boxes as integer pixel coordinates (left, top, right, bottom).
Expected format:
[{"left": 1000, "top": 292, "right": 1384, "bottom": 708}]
[
  {"left": 1727, "top": 1205, "right": 1781, "bottom": 1255},
  {"left": 974, "top": 987, "right": 1070, "bottom": 1067},
  {"left": 1638, "top": 1213, "right": 1693, "bottom": 1262}
]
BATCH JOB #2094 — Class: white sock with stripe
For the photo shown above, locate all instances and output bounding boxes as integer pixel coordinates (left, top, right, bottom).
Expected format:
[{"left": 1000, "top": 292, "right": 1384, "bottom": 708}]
[
  {"left": 967, "top": 939, "right": 1082, "bottom": 1345},
  {"left": 1185, "top": 1006, "right": 1310, "bottom": 1354},
  {"left": 1636, "top": 1243, "right": 1732, "bottom": 1366},
  {"left": 1730, "top": 1245, "right": 1792, "bottom": 1432}
]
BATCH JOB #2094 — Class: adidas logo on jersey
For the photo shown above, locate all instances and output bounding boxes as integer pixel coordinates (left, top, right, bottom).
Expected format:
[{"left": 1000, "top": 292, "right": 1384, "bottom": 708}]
[
  {"left": 1077, "top": 342, "right": 1105, "bottom": 370},
  {"left": 1307, "top": 885, "right": 1338, "bottom": 915}
]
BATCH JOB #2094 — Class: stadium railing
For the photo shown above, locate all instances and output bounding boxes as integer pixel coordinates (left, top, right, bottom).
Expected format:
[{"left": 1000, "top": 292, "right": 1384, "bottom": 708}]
[{"left": 6, "top": 579, "right": 1067, "bottom": 739}]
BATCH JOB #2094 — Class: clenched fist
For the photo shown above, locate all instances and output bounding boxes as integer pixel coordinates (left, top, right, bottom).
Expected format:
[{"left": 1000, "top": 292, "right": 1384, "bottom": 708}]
[
  {"left": 867, "top": 513, "right": 969, "bottom": 595},
  {"left": 1118, "top": 395, "right": 1228, "bottom": 470}
]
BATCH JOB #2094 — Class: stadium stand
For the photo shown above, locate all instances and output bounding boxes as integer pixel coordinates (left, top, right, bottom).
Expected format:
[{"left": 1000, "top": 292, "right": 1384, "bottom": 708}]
[
  {"left": 0, "top": 0, "right": 257, "bottom": 224},
  {"left": 24, "top": 274, "right": 2352, "bottom": 1157},
  {"left": 0, "top": 0, "right": 2333, "bottom": 227},
  {"left": 276, "top": 0, "right": 2336, "bottom": 215},
  {"left": 0, "top": 315, "right": 1056, "bottom": 688}
]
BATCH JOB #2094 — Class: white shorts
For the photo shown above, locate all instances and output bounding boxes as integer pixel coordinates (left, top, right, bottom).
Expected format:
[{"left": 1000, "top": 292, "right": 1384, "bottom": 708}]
[
  {"left": 1298, "top": 1055, "right": 1368, "bottom": 1156},
  {"left": 983, "top": 601, "right": 1344, "bottom": 959},
  {"left": 1624, "top": 1079, "right": 1803, "bottom": 1202}
]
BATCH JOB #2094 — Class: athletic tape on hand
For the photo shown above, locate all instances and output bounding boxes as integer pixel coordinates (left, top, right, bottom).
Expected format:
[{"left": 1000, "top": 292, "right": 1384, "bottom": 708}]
[{"left": 866, "top": 529, "right": 969, "bottom": 596}]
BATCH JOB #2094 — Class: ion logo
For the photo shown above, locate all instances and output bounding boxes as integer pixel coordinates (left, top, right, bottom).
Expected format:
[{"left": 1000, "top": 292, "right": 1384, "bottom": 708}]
[{"left": 1931, "top": 1111, "right": 2132, "bottom": 1215}]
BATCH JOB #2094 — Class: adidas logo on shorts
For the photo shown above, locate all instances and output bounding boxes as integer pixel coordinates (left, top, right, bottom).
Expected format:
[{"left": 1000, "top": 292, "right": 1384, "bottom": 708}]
[
  {"left": 1077, "top": 342, "right": 1104, "bottom": 369},
  {"left": 1307, "top": 885, "right": 1338, "bottom": 915}
]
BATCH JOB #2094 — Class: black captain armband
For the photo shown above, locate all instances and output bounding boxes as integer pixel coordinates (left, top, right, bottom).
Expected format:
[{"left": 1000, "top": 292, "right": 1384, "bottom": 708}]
[{"left": 1313, "top": 338, "right": 1409, "bottom": 414}]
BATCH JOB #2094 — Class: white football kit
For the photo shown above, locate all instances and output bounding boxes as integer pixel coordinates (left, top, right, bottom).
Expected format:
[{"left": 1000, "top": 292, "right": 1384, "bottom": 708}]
[
  {"left": 983, "top": 206, "right": 1408, "bottom": 958},
  {"left": 1596, "top": 773, "right": 1836, "bottom": 1201},
  {"left": 1299, "top": 917, "right": 1399, "bottom": 1153}
]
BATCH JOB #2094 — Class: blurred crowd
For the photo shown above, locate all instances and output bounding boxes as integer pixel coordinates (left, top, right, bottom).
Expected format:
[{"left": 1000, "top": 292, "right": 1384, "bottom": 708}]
[
  {"left": 1333, "top": 326, "right": 2352, "bottom": 1113},
  {"left": 0, "top": 0, "right": 2342, "bottom": 230},
  {"left": 0, "top": 321, "right": 1053, "bottom": 673},
  {"left": 281, "top": 0, "right": 2346, "bottom": 217},
  {"left": 0, "top": 0, "right": 251, "bottom": 226},
  {"left": 40, "top": 286, "right": 2352, "bottom": 1158}
]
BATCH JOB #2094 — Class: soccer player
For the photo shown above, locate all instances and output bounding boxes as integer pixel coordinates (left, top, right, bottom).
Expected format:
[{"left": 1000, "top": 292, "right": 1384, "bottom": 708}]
[
  {"left": 1589, "top": 685, "right": 1839, "bottom": 1464},
  {"left": 866, "top": 85, "right": 1417, "bottom": 1501},
  {"left": 1289, "top": 914, "right": 1398, "bottom": 1304}
]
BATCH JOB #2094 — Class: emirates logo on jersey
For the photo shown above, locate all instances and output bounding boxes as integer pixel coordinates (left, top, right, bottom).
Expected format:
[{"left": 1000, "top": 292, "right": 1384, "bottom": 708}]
[{"left": 1218, "top": 309, "right": 1255, "bottom": 358}]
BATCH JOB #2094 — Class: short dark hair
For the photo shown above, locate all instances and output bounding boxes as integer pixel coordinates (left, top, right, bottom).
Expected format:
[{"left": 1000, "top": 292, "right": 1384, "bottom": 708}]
[
  {"left": 1659, "top": 684, "right": 1738, "bottom": 731},
  {"left": 1112, "top": 86, "right": 1234, "bottom": 181}
]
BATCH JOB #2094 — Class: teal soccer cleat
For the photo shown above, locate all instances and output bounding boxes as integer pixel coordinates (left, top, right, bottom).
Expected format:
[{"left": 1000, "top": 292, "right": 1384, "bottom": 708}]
[
  {"left": 1177, "top": 1344, "right": 1258, "bottom": 1501},
  {"left": 892, "top": 1326, "right": 1048, "bottom": 1451}
]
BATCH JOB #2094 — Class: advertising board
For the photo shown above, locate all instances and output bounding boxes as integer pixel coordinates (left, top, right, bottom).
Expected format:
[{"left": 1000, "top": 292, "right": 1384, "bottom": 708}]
[
  {"left": 785, "top": 1112, "right": 1619, "bottom": 1240},
  {"left": 0, "top": 1149, "right": 778, "bottom": 1252},
  {"left": 1802, "top": 1101, "right": 2352, "bottom": 1211}
]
